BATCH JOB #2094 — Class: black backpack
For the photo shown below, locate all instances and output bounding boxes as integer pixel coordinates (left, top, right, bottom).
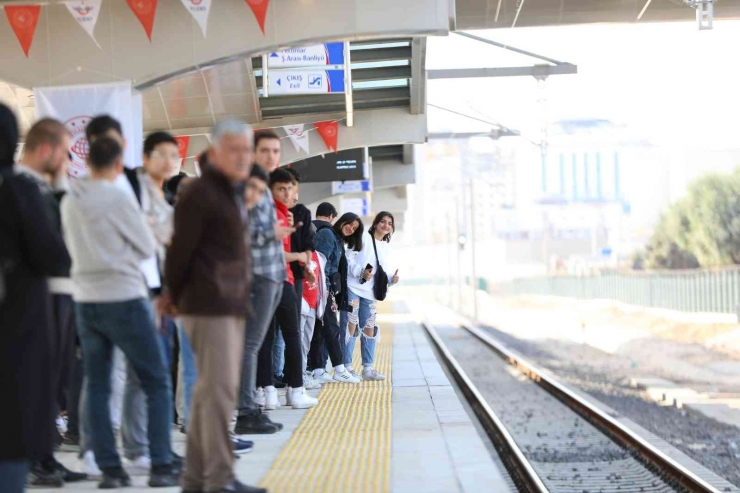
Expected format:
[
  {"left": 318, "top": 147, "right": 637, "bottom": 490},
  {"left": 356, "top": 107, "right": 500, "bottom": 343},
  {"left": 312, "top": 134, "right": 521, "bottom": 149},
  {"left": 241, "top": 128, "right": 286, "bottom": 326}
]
[{"left": 371, "top": 236, "right": 389, "bottom": 301}]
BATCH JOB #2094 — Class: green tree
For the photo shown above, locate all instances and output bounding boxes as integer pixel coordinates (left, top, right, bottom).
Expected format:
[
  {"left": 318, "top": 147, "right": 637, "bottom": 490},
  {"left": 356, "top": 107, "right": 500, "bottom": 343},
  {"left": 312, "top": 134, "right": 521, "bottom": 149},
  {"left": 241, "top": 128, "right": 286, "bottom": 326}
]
[
  {"left": 645, "top": 202, "right": 699, "bottom": 269},
  {"left": 681, "top": 172, "right": 740, "bottom": 266}
]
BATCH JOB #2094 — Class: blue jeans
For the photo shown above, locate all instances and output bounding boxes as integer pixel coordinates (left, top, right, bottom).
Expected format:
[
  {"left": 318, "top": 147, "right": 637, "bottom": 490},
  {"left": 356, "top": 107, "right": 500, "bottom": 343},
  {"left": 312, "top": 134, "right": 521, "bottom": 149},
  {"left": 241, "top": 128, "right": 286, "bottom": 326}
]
[
  {"left": 75, "top": 298, "right": 173, "bottom": 470},
  {"left": 177, "top": 322, "right": 197, "bottom": 430},
  {"left": 272, "top": 329, "right": 285, "bottom": 378},
  {"left": 0, "top": 460, "right": 30, "bottom": 493},
  {"left": 342, "top": 292, "right": 378, "bottom": 368}
]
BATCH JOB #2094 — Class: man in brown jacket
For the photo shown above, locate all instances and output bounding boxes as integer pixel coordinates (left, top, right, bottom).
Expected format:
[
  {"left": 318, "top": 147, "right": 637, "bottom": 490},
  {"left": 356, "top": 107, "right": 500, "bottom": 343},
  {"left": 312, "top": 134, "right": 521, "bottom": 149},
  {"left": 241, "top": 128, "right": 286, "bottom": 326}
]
[{"left": 165, "top": 120, "right": 265, "bottom": 493}]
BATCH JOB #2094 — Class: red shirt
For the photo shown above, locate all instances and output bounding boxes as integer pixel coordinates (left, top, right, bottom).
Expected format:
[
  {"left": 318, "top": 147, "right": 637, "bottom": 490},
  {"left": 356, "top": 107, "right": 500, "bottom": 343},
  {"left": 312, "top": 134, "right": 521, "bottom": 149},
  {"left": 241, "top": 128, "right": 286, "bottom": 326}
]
[
  {"left": 274, "top": 199, "right": 294, "bottom": 285},
  {"left": 302, "top": 251, "right": 320, "bottom": 309}
]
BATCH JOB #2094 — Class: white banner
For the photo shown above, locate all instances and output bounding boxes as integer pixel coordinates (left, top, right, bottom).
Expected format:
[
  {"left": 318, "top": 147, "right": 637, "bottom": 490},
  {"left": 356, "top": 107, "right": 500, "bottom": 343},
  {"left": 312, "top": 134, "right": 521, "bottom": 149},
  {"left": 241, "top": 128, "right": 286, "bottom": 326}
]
[
  {"left": 64, "top": 0, "right": 102, "bottom": 49},
  {"left": 180, "top": 0, "right": 212, "bottom": 37},
  {"left": 34, "top": 82, "right": 139, "bottom": 177},
  {"left": 284, "top": 124, "right": 309, "bottom": 154}
]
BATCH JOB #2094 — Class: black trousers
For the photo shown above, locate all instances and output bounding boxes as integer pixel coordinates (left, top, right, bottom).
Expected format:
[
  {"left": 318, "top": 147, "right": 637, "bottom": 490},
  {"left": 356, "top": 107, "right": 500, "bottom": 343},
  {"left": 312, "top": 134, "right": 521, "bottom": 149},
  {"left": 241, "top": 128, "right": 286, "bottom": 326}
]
[
  {"left": 39, "top": 294, "right": 76, "bottom": 468},
  {"left": 65, "top": 346, "right": 83, "bottom": 437},
  {"left": 257, "top": 282, "right": 303, "bottom": 389},
  {"left": 307, "top": 293, "right": 345, "bottom": 371}
]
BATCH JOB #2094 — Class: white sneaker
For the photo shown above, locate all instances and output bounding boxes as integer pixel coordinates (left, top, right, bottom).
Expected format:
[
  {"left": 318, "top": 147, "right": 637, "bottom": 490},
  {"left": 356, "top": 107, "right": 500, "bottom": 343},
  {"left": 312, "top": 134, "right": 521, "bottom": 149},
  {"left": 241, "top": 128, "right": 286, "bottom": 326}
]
[
  {"left": 314, "top": 370, "right": 335, "bottom": 384},
  {"left": 255, "top": 387, "right": 266, "bottom": 407},
  {"left": 264, "top": 386, "right": 281, "bottom": 410},
  {"left": 286, "top": 387, "right": 318, "bottom": 409},
  {"left": 78, "top": 450, "right": 101, "bottom": 478},
  {"left": 304, "top": 373, "right": 322, "bottom": 390},
  {"left": 348, "top": 368, "right": 363, "bottom": 381},
  {"left": 124, "top": 455, "right": 151, "bottom": 470},
  {"left": 333, "top": 370, "right": 361, "bottom": 384},
  {"left": 362, "top": 368, "right": 386, "bottom": 381}
]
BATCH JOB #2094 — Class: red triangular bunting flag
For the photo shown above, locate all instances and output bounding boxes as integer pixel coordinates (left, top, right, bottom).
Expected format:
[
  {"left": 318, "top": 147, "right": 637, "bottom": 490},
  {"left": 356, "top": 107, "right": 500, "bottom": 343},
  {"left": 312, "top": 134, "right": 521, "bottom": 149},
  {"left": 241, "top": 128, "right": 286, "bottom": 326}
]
[
  {"left": 175, "top": 136, "right": 190, "bottom": 161},
  {"left": 244, "top": 0, "right": 269, "bottom": 34},
  {"left": 126, "top": 0, "right": 158, "bottom": 41},
  {"left": 314, "top": 121, "right": 338, "bottom": 153},
  {"left": 5, "top": 5, "right": 41, "bottom": 58}
]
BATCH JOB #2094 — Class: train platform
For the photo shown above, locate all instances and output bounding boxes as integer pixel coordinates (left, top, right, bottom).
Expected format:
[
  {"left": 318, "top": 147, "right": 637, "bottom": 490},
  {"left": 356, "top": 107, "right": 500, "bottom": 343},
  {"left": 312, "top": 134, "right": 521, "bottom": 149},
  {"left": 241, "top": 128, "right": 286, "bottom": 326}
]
[{"left": 44, "top": 301, "right": 511, "bottom": 493}]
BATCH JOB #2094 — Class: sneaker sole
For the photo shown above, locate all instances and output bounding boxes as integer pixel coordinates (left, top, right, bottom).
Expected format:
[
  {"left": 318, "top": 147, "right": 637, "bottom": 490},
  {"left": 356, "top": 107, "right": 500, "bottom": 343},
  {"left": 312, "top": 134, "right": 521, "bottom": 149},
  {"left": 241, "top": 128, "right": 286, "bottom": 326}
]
[
  {"left": 234, "top": 427, "right": 279, "bottom": 435},
  {"left": 233, "top": 447, "right": 253, "bottom": 455},
  {"left": 290, "top": 403, "right": 319, "bottom": 409}
]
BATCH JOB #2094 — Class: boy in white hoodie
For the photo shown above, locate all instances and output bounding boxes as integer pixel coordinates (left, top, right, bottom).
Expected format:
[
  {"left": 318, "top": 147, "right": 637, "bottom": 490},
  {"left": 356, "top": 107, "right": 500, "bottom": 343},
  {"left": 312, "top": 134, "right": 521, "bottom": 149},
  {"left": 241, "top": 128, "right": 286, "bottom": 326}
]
[{"left": 300, "top": 250, "right": 327, "bottom": 390}]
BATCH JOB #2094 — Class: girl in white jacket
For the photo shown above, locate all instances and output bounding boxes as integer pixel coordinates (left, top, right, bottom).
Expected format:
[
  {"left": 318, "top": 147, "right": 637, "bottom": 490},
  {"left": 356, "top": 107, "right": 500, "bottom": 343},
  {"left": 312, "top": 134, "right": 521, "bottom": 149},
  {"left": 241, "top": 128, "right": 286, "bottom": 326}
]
[{"left": 342, "top": 212, "right": 400, "bottom": 381}]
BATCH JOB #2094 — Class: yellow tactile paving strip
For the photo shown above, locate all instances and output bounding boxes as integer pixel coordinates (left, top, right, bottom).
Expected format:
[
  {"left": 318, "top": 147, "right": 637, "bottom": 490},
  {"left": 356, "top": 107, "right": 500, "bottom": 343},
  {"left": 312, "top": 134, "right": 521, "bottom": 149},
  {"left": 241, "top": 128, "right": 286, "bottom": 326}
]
[{"left": 259, "top": 313, "right": 393, "bottom": 493}]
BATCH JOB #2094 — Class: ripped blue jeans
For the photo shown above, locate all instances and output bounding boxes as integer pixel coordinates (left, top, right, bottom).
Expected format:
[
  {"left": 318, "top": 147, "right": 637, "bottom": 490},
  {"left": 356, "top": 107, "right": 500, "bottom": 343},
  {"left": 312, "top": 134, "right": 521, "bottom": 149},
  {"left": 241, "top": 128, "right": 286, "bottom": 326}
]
[{"left": 341, "top": 291, "right": 378, "bottom": 368}]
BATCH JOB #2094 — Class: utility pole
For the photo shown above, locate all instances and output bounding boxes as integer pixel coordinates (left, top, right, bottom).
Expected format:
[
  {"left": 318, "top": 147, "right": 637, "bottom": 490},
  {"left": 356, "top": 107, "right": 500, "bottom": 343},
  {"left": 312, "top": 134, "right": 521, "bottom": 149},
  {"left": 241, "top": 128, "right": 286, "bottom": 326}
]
[{"left": 469, "top": 178, "right": 479, "bottom": 321}]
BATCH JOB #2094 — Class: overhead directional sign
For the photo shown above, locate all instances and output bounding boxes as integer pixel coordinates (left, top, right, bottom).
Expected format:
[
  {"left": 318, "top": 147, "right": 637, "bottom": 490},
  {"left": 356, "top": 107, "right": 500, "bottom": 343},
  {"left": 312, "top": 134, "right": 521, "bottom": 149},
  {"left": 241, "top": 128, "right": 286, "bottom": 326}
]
[
  {"left": 267, "top": 42, "right": 345, "bottom": 68},
  {"left": 332, "top": 180, "right": 371, "bottom": 195},
  {"left": 268, "top": 69, "right": 345, "bottom": 95},
  {"left": 342, "top": 197, "right": 370, "bottom": 217}
]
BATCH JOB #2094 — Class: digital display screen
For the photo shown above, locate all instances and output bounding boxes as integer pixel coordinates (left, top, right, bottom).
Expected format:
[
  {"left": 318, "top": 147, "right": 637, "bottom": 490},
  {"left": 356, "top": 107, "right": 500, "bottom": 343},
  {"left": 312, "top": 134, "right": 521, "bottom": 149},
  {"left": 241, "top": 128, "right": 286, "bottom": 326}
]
[{"left": 288, "top": 147, "right": 366, "bottom": 183}]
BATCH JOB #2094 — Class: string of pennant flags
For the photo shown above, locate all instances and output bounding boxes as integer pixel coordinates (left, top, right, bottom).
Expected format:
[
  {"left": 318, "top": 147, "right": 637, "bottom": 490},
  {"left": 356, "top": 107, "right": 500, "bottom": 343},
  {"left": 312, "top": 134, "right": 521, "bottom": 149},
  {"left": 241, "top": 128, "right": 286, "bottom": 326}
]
[
  {"left": 2, "top": 0, "right": 270, "bottom": 57},
  {"left": 176, "top": 120, "right": 341, "bottom": 161}
]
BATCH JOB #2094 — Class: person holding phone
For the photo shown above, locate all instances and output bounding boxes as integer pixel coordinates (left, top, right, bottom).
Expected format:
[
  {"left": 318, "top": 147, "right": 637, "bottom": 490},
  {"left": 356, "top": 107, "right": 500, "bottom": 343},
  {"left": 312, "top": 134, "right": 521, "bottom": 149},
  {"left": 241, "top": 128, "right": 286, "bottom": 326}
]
[
  {"left": 254, "top": 168, "right": 318, "bottom": 410},
  {"left": 342, "top": 212, "right": 400, "bottom": 381}
]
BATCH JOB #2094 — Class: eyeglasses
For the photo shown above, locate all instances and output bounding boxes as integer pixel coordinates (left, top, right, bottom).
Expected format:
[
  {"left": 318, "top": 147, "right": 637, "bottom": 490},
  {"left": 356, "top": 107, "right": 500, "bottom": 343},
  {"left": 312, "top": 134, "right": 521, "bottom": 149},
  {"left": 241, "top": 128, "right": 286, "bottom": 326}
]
[{"left": 150, "top": 151, "right": 181, "bottom": 162}]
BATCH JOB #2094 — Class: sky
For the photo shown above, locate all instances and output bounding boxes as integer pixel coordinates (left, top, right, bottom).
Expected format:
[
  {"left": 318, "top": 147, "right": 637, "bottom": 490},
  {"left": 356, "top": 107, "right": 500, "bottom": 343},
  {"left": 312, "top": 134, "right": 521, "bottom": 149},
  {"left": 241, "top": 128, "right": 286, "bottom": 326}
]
[{"left": 425, "top": 20, "right": 740, "bottom": 151}]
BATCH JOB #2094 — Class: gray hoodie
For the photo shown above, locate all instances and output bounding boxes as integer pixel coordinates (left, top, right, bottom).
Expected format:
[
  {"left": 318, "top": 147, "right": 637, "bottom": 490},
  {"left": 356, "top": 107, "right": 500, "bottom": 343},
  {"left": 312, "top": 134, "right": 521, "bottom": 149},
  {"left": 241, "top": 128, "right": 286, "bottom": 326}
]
[{"left": 61, "top": 176, "right": 156, "bottom": 302}]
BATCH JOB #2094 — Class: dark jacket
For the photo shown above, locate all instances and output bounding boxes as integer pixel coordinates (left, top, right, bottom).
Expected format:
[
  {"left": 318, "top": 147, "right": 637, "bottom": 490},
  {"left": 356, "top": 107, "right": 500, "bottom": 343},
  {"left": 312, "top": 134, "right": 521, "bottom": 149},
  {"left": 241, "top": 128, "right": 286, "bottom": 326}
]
[
  {"left": 164, "top": 171, "right": 188, "bottom": 206},
  {"left": 313, "top": 219, "right": 349, "bottom": 310},
  {"left": 165, "top": 167, "right": 252, "bottom": 317},
  {"left": 289, "top": 203, "right": 315, "bottom": 280},
  {"left": 0, "top": 170, "right": 71, "bottom": 461}
]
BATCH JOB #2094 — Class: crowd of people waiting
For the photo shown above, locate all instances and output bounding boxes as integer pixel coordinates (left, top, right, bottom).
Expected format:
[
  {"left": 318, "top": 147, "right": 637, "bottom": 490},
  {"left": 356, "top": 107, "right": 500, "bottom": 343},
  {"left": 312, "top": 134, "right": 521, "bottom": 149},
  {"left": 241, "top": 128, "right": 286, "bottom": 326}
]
[{"left": 0, "top": 101, "right": 400, "bottom": 493}]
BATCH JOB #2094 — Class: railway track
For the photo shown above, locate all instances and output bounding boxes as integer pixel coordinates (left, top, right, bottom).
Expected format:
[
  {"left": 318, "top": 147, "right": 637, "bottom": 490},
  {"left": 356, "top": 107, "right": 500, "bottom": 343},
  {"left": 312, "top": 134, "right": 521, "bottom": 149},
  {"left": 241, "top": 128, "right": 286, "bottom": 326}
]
[{"left": 422, "top": 322, "right": 734, "bottom": 493}]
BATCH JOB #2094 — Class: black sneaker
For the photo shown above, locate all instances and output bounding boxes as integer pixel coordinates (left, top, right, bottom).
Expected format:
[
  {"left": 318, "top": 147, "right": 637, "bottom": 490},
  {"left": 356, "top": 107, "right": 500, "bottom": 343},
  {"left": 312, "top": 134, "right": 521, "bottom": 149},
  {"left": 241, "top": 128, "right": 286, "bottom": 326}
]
[
  {"left": 148, "top": 463, "right": 181, "bottom": 488},
  {"left": 234, "top": 412, "right": 279, "bottom": 435},
  {"left": 51, "top": 459, "right": 87, "bottom": 482},
  {"left": 171, "top": 451, "right": 184, "bottom": 473},
  {"left": 28, "top": 464, "right": 64, "bottom": 488},
  {"left": 216, "top": 480, "right": 267, "bottom": 493},
  {"left": 232, "top": 437, "right": 253, "bottom": 455},
  {"left": 260, "top": 412, "right": 283, "bottom": 431},
  {"left": 99, "top": 467, "right": 132, "bottom": 489}
]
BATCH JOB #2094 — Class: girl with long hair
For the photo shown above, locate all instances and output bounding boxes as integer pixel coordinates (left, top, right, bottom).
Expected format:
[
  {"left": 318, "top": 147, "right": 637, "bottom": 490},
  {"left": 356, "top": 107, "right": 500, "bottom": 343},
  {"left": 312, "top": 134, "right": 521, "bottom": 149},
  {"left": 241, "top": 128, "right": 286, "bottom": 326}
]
[
  {"left": 306, "top": 212, "right": 365, "bottom": 385},
  {"left": 342, "top": 212, "right": 400, "bottom": 381}
]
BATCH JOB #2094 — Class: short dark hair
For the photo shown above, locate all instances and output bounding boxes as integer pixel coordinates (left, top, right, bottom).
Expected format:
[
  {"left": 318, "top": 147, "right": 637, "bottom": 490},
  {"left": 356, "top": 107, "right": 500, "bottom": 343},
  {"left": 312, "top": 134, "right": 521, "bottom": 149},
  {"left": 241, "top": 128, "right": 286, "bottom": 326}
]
[
  {"left": 25, "top": 118, "right": 69, "bottom": 152},
  {"left": 316, "top": 202, "right": 337, "bottom": 219},
  {"left": 370, "top": 211, "right": 395, "bottom": 242},
  {"left": 334, "top": 213, "right": 364, "bottom": 252},
  {"left": 285, "top": 166, "right": 300, "bottom": 184},
  {"left": 196, "top": 149, "right": 210, "bottom": 171},
  {"left": 249, "top": 164, "right": 269, "bottom": 184},
  {"left": 88, "top": 136, "right": 122, "bottom": 171},
  {"left": 144, "top": 131, "right": 178, "bottom": 157},
  {"left": 86, "top": 115, "right": 123, "bottom": 143},
  {"left": 269, "top": 167, "right": 294, "bottom": 187},
  {"left": 254, "top": 130, "right": 280, "bottom": 150}
]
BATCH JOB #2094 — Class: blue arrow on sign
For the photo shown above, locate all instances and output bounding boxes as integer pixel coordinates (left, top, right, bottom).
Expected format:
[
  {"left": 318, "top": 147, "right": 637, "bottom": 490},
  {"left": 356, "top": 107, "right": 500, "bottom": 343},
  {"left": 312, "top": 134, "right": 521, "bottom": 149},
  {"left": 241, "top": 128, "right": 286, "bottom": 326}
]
[
  {"left": 276, "top": 79, "right": 281, "bottom": 86},
  {"left": 269, "top": 52, "right": 278, "bottom": 58}
]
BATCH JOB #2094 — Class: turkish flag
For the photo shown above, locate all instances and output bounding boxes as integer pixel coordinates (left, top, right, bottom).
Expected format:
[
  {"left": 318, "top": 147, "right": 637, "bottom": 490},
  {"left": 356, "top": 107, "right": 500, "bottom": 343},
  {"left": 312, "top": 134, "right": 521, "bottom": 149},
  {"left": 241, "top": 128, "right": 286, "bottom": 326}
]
[
  {"left": 175, "top": 136, "right": 190, "bottom": 161},
  {"left": 314, "top": 121, "right": 339, "bottom": 153},
  {"left": 244, "top": 0, "right": 269, "bottom": 34},
  {"left": 126, "top": 0, "right": 158, "bottom": 41},
  {"left": 5, "top": 5, "right": 41, "bottom": 58}
]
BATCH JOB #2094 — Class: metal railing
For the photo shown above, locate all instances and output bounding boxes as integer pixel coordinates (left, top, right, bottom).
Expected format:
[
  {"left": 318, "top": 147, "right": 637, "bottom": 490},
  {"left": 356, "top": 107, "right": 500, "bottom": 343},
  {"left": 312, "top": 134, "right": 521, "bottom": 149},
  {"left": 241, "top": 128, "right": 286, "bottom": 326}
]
[{"left": 495, "top": 268, "right": 740, "bottom": 314}]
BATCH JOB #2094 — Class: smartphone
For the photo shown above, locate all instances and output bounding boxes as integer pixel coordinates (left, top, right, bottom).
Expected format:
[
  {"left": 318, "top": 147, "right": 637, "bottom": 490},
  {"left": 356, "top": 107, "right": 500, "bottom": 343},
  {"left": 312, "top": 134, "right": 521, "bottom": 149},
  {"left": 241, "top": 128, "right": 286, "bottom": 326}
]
[{"left": 360, "top": 263, "right": 373, "bottom": 284}]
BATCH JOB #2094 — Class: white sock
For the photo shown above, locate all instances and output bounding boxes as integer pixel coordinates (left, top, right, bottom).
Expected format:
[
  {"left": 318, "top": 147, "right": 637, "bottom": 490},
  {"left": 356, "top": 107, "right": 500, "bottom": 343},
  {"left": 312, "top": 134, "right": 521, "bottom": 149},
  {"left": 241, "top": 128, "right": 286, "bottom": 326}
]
[
  {"left": 314, "top": 369, "right": 324, "bottom": 377},
  {"left": 265, "top": 385, "right": 276, "bottom": 392},
  {"left": 335, "top": 364, "right": 346, "bottom": 373}
]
